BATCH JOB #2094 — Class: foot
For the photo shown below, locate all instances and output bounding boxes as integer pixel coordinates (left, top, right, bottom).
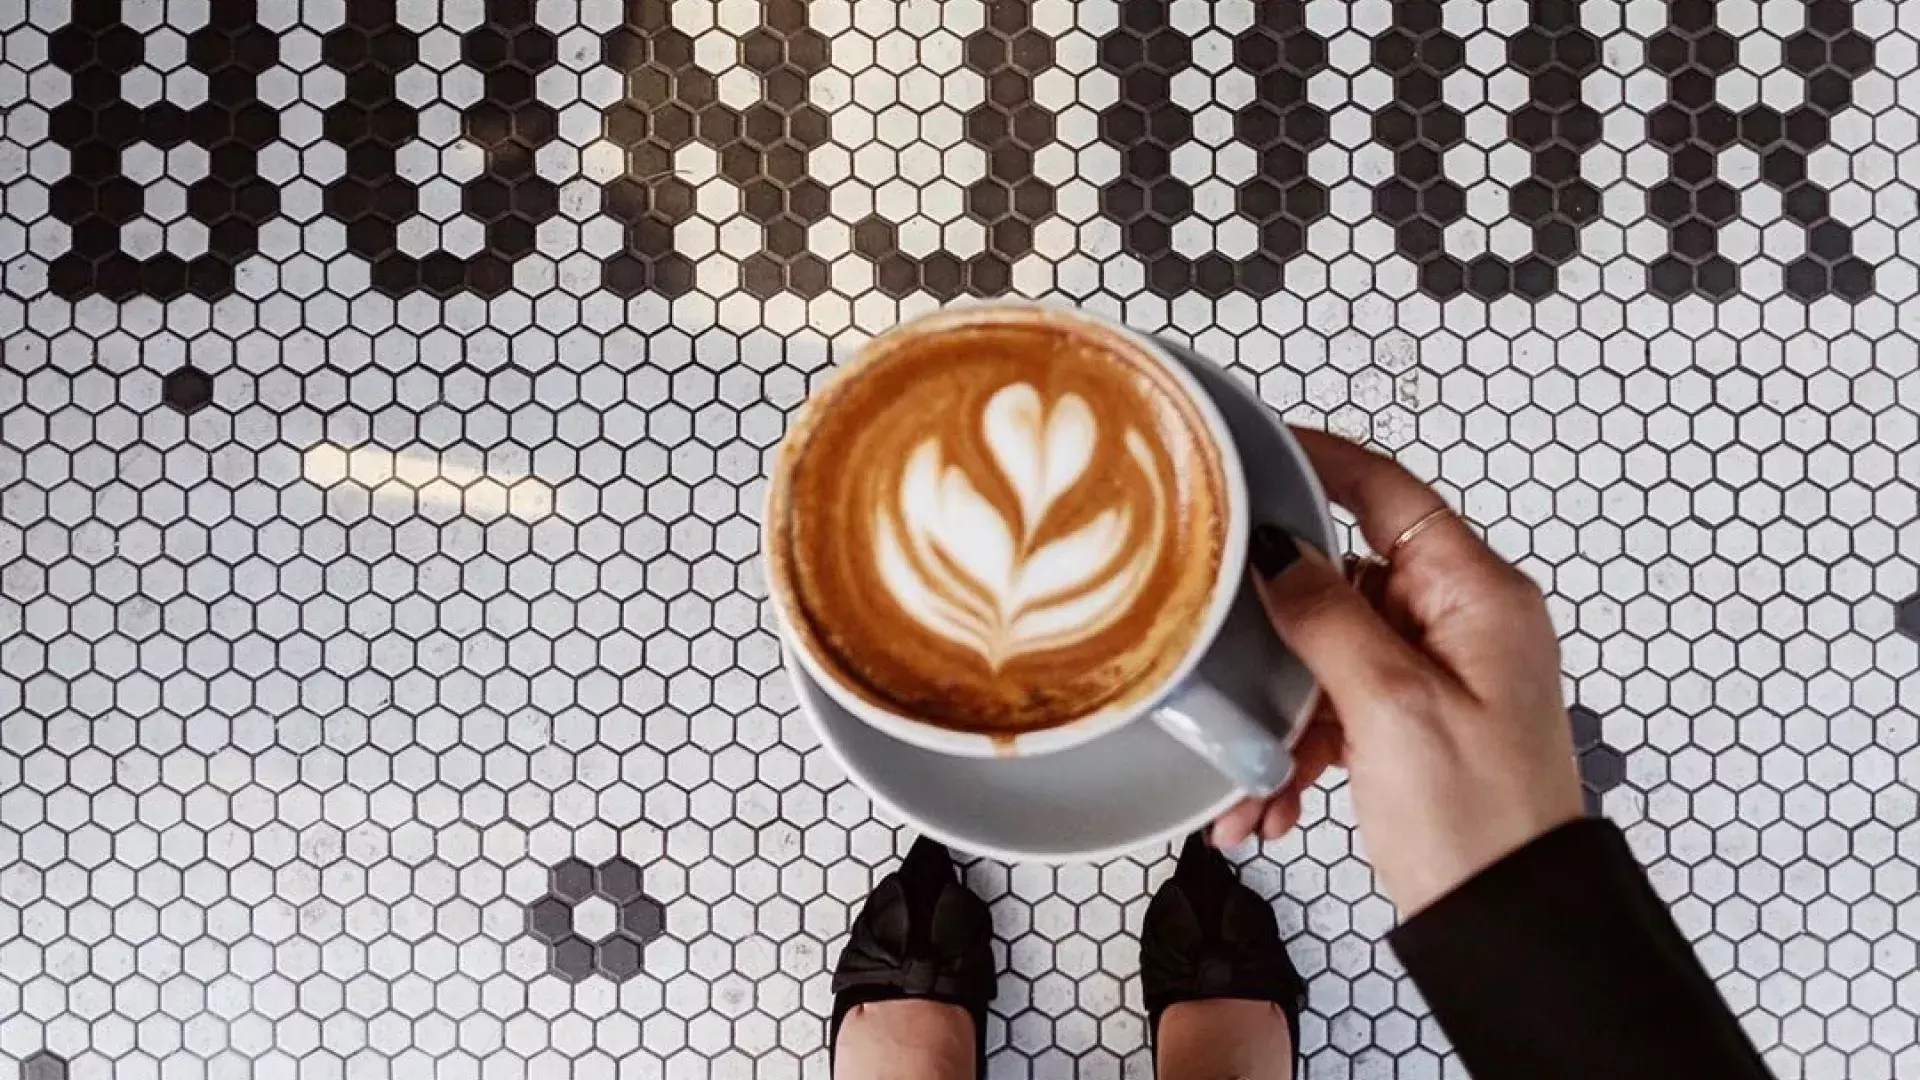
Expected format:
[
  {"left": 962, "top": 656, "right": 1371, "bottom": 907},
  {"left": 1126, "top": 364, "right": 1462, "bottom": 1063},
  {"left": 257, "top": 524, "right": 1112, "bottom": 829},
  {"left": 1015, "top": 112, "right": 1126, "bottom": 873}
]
[
  {"left": 1141, "top": 833, "right": 1306, "bottom": 1065},
  {"left": 1157, "top": 998, "right": 1295, "bottom": 1080},
  {"left": 830, "top": 837, "right": 997, "bottom": 1080},
  {"left": 833, "top": 999, "right": 977, "bottom": 1080}
]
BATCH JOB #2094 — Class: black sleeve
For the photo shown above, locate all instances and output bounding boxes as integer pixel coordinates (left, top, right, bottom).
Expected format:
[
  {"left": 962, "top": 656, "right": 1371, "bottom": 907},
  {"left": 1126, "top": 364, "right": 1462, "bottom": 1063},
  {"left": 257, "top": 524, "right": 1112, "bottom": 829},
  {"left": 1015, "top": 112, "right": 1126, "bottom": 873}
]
[{"left": 1388, "top": 817, "right": 1774, "bottom": 1080}]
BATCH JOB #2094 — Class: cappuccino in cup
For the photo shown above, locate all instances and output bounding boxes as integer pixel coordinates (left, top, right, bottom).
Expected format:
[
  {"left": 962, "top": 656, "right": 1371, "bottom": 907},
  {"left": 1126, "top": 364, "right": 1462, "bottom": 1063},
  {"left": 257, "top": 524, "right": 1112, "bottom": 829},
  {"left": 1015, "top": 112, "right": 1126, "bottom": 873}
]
[{"left": 765, "top": 306, "right": 1232, "bottom": 741}]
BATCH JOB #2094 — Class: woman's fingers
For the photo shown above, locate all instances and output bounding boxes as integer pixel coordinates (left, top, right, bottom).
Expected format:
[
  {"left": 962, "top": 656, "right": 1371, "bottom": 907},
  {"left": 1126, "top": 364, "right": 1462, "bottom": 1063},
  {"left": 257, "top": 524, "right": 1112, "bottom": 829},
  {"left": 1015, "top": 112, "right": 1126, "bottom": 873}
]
[
  {"left": 1209, "top": 797, "right": 1268, "bottom": 848},
  {"left": 1256, "top": 712, "right": 1344, "bottom": 839},
  {"left": 1257, "top": 797, "right": 1299, "bottom": 840},
  {"left": 1291, "top": 428, "right": 1496, "bottom": 578},
  {"left": 1291, "top": 428, "right": 1540, "bottom": 686},
  {"left": 1249, "top": 525, "right": 1457, "bottom": 727},
  {"left": 1211, "top": 430, "right": 1541, "bottom": 849},
  {"left": 1210, "top": 693, "right": 1347, "bottom": 846},
  {"left": 1208, "top": 707, "right": 1340, "bottom": 846},
  {"left": 1208, "top": 430, "right": 1583, "bottom": 906}
]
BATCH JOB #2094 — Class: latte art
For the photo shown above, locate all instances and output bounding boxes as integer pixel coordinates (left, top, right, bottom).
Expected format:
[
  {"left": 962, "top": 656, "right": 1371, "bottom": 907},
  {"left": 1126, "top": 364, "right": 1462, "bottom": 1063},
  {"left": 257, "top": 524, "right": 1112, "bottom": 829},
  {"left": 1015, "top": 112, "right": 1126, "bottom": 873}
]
[
  {"left": 768, "top": 307, "right": 1231, "bottom": 736},
  {"left": 874, "top": 384, "right": 1166, "bottom": 666}
]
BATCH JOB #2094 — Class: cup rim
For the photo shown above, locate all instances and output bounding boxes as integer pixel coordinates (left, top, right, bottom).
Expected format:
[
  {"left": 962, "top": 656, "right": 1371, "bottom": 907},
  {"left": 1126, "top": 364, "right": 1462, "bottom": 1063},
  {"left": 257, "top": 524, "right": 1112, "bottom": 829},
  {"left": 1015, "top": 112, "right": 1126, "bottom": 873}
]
[{"left": 763, "top": 301, "right": 1250, "bottom": 760}]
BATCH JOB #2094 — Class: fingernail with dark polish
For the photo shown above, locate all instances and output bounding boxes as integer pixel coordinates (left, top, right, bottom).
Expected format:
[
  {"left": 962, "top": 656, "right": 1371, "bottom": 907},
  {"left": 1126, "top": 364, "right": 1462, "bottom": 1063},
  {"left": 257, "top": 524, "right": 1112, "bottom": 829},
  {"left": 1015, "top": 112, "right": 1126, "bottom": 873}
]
[{"left": 1250, "top": 525, "right": 1300, "bottom": 579}]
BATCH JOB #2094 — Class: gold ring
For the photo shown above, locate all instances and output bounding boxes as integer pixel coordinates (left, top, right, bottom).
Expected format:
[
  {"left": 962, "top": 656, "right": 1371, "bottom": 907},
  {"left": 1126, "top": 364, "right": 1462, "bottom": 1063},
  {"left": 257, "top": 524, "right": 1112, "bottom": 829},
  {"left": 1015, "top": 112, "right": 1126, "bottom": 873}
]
[{"left": 1385, "top": 506, "right": 1455, "bottom": 562}]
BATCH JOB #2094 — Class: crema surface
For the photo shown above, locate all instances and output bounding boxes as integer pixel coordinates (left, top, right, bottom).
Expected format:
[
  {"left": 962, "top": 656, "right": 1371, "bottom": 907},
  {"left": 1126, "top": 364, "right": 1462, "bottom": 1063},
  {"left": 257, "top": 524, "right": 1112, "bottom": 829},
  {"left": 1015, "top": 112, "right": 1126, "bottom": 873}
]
[{"left": 770, "top": 311, "right": 1229, "bottom": 735}]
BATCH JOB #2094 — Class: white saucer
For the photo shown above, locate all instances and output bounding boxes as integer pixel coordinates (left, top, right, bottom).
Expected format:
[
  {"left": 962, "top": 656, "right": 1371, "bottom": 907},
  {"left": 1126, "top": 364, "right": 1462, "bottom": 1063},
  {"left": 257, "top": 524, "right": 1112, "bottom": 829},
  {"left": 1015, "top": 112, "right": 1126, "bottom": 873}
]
[{"left": 789, "top": 346, "right": 1340, "bottom": 863}]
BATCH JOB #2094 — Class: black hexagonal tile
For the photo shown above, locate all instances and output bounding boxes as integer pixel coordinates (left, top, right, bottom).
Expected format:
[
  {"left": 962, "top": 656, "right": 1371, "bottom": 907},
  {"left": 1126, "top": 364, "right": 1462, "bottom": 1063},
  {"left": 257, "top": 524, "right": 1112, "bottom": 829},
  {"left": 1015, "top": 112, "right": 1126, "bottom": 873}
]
[
  {"left": 551, "top": 934, "right": 597, "bottom": 983},
  {"left": 621, "top": 896, "right": 667, "bottom": 943},
  {"left": 526, "top": 894, "right": 572, "bottom": 943},
  {"left": 1896, "top": 594, "right": 1920, "bottom": 644},
  {"left": 595, "top": 934, "right": 645, "bottom": 980},
  {"left": 1580, "top": 744, "right": 1628, "bottom": 798},
  {"left": 161, "top": 366, "right": 215, "bottom": 416},
  {"left": 21, "top": 1053, "right": 68, "bottom": 1080},
  {"left": 596, "top": 856, "right": 645, "bottom": 902},
  {"left": 549, "top": 857, "right": 596, "bottom": 902}
]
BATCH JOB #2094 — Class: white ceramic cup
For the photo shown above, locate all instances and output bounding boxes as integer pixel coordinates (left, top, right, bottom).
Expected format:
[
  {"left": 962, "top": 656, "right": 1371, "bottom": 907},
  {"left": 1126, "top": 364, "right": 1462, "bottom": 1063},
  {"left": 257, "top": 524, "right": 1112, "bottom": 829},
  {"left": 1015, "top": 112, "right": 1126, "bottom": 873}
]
[{"left": 764, "top": 303, "right": 1314, "bottom": 795}]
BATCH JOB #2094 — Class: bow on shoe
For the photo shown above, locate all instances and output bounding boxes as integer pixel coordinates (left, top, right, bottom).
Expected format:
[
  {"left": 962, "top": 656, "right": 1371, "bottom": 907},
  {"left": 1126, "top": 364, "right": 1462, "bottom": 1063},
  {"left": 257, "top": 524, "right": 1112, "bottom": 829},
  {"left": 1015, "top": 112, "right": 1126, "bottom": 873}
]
[
  {"left": 1142, "top": 833, "right": 1306, "bottom": 1043},
  {"left": 832, "top": 837, "right": 997, "bottom": 1005}
]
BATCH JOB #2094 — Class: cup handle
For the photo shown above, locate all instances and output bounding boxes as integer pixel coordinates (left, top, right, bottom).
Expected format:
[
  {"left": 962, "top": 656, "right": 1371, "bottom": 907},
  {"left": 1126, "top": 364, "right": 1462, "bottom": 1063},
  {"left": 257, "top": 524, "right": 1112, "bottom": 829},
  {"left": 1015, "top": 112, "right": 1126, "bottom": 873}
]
[{"left": 1151, "top": 679, "right": 1296, "bottom": 796}]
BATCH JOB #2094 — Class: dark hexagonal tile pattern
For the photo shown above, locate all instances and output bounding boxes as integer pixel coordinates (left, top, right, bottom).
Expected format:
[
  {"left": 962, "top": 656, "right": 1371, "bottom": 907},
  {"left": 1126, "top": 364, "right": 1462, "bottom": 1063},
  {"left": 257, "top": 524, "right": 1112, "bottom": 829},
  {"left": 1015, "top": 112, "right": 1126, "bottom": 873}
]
[
  {"left": 0, "top": 1, "right": 1915, "bottom": 1078},
  {"left": 324, "top": 0, "right": 560, "bottom": 299},
  {"left": 1100, "top": 0, "right": 1329, "bottom": 298},
  {"left": 1646, "top": 0, "right": 1871, "bottom": 302},
  {"left": 44, "top": 0, "right": 278, "bottom": 302},
  {"left": 525, "top": 856, "right": 670, "bottom": 984}
]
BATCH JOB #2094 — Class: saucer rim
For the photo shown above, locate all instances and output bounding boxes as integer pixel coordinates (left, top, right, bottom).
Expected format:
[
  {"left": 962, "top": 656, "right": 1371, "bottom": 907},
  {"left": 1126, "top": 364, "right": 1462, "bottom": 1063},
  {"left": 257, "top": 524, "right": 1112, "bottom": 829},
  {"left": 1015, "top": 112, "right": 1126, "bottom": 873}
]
[{"left": 785, "top": 649, "right": 1246, "bottom": 864}]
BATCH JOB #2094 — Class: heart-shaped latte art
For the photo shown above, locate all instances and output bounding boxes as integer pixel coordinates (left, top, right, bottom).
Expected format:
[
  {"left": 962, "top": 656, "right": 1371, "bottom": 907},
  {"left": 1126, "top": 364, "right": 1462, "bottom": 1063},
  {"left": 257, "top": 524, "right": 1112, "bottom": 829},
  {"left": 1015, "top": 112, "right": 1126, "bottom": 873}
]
[
  {"left": 873, "top": 382, "right": 1166, "bottom": 667},
  {"left": 983, "top": 384, "right": 1097, "bottom": 537}
]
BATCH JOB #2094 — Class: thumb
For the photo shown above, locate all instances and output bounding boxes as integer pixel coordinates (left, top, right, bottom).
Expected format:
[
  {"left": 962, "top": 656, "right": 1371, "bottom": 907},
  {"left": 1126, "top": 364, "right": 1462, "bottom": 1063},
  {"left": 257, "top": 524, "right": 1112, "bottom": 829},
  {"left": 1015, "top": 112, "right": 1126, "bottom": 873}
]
[{"left": 1248, "top": 525, "right": 1451, "bottom": 728}]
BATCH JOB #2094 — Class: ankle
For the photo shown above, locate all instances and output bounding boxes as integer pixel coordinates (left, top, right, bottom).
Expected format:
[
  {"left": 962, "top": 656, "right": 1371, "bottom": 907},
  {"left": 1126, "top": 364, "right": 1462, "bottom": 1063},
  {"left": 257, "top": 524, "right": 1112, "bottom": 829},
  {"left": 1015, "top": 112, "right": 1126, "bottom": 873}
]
[
  {"left": 1157, "top": 998, "right": 1294, "bottom": 1080},
  {"left": 834, "top": 999, "right": 976, "bottom": 1080}
]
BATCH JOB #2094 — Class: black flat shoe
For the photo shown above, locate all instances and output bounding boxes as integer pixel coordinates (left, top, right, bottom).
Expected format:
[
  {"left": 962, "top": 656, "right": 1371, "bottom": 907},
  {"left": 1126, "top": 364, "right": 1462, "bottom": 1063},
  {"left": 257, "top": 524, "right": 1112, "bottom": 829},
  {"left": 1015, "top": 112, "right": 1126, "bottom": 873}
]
[
  {"left": 830, "top": 836, "right": 997, "bottom": 1079},
  {"left": 1141, "top": 832, "right": 1307, "bottom": 1058}
]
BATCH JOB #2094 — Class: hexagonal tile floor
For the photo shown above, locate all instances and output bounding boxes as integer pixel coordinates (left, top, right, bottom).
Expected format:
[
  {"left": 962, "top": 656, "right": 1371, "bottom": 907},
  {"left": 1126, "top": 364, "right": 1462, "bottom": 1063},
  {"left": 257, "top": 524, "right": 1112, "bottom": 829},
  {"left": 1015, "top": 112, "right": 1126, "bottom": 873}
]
[{"left": 1, "top": 1, "right": 1916, "bottom": 1078}]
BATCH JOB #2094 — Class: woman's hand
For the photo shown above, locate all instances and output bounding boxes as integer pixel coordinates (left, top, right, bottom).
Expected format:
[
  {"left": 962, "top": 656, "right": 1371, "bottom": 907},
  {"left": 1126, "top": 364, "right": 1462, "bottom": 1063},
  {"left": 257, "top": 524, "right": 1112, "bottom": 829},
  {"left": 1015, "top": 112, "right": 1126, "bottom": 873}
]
[{"left": 1212, "top": 428, "right": 1584, "bottom": 916}]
